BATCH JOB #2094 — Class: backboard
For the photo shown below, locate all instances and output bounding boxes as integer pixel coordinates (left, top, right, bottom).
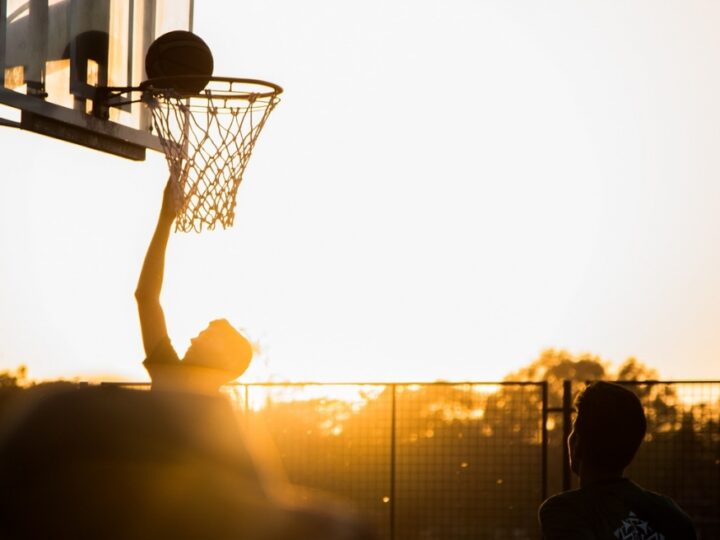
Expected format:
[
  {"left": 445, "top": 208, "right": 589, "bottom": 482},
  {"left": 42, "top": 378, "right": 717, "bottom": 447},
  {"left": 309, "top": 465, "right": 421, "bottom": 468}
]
[{"left": 0, "top": 0, "right": 194, "bottom": 160}]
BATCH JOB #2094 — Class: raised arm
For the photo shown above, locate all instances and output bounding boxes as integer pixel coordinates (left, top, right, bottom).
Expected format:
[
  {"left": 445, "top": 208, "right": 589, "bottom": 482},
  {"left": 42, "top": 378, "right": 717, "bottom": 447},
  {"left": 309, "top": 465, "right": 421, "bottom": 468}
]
[{"left": 135, "top": 180, "right": 177, "bottom": 356}]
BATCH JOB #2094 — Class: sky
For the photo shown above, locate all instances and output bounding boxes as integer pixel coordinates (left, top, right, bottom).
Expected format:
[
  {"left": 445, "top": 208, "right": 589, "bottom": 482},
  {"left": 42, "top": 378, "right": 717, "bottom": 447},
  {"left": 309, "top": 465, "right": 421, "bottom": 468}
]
[{"left": 1, "top": 0, "right": 720, "bottom": 383}]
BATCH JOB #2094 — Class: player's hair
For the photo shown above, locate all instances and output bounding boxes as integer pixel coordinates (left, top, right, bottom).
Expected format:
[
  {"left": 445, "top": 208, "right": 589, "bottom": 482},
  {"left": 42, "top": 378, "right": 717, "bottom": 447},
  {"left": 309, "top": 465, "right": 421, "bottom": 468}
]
[{"left": 573, "top": 381, "right": 647, "bottom": 472}]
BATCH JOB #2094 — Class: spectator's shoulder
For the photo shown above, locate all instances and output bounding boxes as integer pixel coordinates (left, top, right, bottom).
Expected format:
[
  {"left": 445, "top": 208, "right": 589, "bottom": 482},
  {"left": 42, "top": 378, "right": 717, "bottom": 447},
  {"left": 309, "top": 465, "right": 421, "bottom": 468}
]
[
  {"left": 539, "top": 489, "right": 582, "bottom": 516},
  {"left": 539, "top": 490, "right": 595, "bottom": 539},
  {"left": 630, "top": 482, "right": 697, "bottom": 538}
]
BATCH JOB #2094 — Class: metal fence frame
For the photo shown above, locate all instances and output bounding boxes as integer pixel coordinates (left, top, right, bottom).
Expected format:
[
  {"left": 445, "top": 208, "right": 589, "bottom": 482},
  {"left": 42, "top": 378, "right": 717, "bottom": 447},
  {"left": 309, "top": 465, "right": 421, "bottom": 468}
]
[{"left": 101, "top": 379, "right": 719, "bottom": 538}]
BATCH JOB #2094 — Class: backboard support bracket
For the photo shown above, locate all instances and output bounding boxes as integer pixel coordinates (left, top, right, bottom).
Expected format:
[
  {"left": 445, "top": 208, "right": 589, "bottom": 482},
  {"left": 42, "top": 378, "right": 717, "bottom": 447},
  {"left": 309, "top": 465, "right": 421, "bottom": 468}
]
[
  {"left": 22, "top": 111, "right": 146, "bottom": 161},
  {"left": 0, "top": 0, "right": 195, "bottom": 161},
  {"left": 0, "top": 87, "right": 163, "bottom": 161}
]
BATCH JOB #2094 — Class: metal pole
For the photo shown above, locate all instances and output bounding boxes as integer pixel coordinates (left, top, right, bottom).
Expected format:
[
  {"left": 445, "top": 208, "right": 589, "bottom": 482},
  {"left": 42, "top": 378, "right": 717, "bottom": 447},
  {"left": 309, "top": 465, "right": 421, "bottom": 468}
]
[
  {"left": 562, "top": 380, "right": 572, "bottom": 491},
  {"left": 127, "top": 0, "right": 135, "bottom": 89},
  {"left": 0, "top": 0, "right": 6, "bottom": 79},
  {"left": 188, "top": 0, "right": 195, "bottom": 32},
  {"left": 541, "top": 381, "right": 548, "bottom": 501},
  {"left": 28, "top": 0, "right": 49, "bottom": 96},
  {"left": 390, "top": 384, "right": 397, "bottom": 540}
]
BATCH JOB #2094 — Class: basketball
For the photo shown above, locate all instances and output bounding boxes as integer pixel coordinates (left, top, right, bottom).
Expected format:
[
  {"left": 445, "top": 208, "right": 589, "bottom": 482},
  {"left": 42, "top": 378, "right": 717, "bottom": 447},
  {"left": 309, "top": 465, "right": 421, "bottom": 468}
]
[{"left": 145, "top": 31, "right": 214, "bottom": 93}]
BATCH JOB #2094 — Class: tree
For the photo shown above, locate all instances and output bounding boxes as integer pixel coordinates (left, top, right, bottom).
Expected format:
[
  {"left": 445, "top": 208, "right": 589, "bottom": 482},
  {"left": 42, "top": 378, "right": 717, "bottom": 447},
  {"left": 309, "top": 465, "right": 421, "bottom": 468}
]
[
  {"left": 616, "top": 357, "right": 659, "bottom": 381},
  {"left": 0, "top": 365, "right": 26, "bottom": 389},
  {"left": 504, "top": 348, "right": 608, "bottom": 408}
]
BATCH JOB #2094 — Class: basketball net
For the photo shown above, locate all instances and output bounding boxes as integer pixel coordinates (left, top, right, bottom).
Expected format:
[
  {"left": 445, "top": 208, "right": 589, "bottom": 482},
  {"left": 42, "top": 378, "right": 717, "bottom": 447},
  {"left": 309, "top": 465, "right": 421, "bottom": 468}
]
[{"left": 144, "top": 78, "right": 281, "bottom": 232}]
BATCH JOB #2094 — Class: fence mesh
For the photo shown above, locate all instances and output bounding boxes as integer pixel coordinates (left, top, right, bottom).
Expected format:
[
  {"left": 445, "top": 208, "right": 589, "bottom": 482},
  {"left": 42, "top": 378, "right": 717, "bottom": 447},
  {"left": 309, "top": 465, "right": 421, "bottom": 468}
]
[
  {"left": 241, "top": 382, "right": 546, "bottom": 540},
  {"left": 394, "top": 383, "right": 545, "bottom": 540},
  {"left": 618, "top": 381, "right": 720, "bottom": 539},
  {"left": 99, "top": 379, "right": 719, "bottom": 539},
  {"left": 243, "top": 384, "right": 392, "bottom": 536}
]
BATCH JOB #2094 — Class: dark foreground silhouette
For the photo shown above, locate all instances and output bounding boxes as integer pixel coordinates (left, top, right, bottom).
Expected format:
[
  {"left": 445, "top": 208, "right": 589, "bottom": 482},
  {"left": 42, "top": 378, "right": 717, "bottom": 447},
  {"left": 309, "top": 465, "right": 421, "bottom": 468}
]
[
  {"left": 0, "top": 385, "right": 376, "bottom": 540},
  {"left": 539, "top": 381, "right": 696, "bottom": 539}
]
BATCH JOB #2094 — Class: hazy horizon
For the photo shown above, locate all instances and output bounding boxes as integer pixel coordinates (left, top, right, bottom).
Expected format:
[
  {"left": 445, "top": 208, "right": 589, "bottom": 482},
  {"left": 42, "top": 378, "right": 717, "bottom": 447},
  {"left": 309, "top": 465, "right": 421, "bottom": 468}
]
[{"left": 2, "top": 0, "right": 720, "bottom": 383}]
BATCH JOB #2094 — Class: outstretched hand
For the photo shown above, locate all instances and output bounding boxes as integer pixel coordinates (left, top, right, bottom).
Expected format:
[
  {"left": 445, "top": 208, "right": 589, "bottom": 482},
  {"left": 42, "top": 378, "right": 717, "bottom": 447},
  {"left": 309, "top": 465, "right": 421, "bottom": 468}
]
[{"left": 160, "top": 178, "right": 178, "bottom": 224}]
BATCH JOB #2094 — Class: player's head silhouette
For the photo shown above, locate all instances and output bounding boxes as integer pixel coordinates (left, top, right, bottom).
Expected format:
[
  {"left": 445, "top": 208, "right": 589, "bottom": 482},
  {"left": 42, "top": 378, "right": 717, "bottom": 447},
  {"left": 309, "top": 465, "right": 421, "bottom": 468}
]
[{"left": 183, "top": 318, "right": 253, "bottom": 375}]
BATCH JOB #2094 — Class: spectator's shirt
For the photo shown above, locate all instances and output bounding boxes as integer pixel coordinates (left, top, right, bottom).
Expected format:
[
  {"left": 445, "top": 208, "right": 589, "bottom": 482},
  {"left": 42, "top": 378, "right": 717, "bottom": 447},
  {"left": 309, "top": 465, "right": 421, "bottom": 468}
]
[{"left": 539, "top": 478, "right": 696, "bottom": 539}]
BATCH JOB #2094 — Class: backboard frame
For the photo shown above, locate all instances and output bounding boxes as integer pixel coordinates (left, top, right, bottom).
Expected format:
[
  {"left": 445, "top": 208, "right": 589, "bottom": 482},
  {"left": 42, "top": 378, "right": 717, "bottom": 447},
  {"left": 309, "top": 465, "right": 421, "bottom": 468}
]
[{"left": 0, "top": 0, "right": 194, "bottom": 161}]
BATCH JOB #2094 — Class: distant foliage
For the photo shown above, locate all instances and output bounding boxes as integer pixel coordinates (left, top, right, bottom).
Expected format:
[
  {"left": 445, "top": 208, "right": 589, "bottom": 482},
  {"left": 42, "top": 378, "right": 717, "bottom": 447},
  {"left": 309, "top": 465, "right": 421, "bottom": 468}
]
[
  {"left": 504, "top": 348, "right": 663, "bottom": 408},
  {"left": 0, "top": 366, "right": 27, "bottom": 389}
]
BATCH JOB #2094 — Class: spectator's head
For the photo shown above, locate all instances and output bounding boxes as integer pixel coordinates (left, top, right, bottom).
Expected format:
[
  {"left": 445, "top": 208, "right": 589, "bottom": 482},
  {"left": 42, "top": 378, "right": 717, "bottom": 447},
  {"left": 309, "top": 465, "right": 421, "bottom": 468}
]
[
  {"left": 183, "top": 318, "right": 253, "bottom": 384},
  {"left": 569, "top": 381, "right": 647, "bottom": 476}
]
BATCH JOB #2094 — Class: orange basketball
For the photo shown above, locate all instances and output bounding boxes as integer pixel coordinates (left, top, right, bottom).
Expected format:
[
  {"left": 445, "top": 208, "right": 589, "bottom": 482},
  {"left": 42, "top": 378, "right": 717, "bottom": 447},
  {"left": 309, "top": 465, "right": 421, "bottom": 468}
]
[{"left": 145, "top": 31, "right": 214, "bottom": 93}]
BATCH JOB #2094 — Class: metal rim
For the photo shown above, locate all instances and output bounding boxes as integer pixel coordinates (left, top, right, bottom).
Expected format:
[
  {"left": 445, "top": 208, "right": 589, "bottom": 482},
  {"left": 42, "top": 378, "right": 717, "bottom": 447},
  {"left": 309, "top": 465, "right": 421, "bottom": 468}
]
[{"left": 140, "top": 76, "right": 283, "bottom": 100}]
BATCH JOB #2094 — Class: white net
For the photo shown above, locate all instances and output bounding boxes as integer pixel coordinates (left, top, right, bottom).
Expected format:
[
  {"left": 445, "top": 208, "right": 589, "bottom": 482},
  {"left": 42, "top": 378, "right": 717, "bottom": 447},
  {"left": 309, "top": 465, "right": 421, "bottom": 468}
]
[{"left": 145, "top": 78, "right": 281, "bottom": 232}]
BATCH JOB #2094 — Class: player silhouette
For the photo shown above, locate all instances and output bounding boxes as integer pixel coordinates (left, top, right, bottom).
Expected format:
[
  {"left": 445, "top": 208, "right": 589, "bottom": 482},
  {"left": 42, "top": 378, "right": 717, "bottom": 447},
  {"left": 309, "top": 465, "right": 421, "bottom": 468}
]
[
  {"left": 135, "top": 179, "right": 253, "bottom": 393},
  {"left": 539, "top": 381, "right": 696, "bottom": 539}
]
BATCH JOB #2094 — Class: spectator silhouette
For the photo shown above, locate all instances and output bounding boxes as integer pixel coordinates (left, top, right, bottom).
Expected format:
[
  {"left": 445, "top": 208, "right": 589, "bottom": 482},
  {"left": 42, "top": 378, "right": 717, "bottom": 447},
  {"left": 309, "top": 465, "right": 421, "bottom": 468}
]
[
  {"left": 0, "top": 384, "right": 376, "bottom": 539},
  {"left": 539, "top": 381, "right": 696, "bottom": 539}
]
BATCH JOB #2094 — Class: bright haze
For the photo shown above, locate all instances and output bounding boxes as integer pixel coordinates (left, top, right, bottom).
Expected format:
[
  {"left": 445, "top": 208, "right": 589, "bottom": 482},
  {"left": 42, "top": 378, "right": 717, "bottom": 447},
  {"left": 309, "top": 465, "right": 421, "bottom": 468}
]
[{"left": 1, "top": 0, "right": 719, "bottom": 383}]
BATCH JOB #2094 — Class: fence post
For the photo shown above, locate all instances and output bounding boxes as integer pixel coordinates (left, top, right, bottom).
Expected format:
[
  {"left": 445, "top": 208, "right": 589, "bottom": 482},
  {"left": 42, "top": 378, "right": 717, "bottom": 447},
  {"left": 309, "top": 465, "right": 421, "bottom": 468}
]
[
  {"left": 541, "top": 381, "right": 548, "bottom": 501},
  {"left": 562, "top": 380, "right": 572, "bottom": 491},
  {"left": 390, "top": 384, "right": 397, "bottom": 540}
]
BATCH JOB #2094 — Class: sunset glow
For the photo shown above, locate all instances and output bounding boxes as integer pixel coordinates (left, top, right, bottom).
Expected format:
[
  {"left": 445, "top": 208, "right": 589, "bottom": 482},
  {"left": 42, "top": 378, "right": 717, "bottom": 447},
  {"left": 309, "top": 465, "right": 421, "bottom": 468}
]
[{"left": 2, "top": 1, "right": 720, "bottom": 384}]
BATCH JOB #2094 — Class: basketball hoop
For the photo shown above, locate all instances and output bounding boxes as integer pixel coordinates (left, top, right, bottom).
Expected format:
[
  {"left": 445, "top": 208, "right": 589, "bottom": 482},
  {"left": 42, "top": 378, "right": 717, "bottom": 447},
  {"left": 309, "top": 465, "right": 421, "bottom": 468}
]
[{"left": 141, "top": 76, "right": 282, "bottom": 232}]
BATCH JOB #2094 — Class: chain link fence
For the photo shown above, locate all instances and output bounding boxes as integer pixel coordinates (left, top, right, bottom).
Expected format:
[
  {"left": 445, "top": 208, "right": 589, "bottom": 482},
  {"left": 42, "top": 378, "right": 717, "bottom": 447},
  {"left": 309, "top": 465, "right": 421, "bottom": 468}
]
[
  {"left": 97, "top": 379, "right": 719, "bottom": 539},
  {"left": 236, "top": 382, "right": 547, "bottom": 540},
  {"left": 614, "top": 381, "right": 719, "bottom": 538}
]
